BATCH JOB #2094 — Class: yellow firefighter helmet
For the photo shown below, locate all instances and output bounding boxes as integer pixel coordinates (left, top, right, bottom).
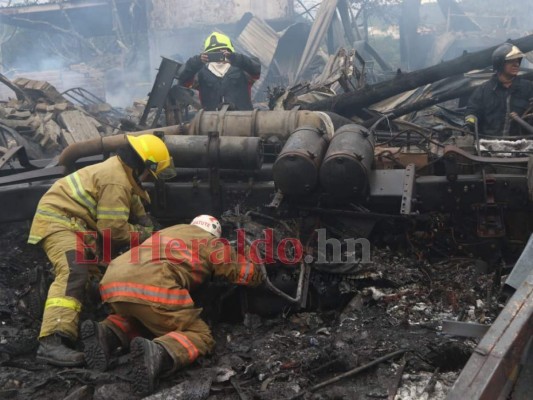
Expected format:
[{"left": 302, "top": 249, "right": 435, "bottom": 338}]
[
  {"left": 126, "top": 134, "right": 176, "bottom": 180},
  {"left": 204, "top": 32, "right": 235, "bottom": 53}
]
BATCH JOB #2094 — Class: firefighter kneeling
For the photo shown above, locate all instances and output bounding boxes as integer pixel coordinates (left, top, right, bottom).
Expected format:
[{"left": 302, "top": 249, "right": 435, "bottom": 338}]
[{"left": 81, "top": 215, "right": 264, "bottom": 395}]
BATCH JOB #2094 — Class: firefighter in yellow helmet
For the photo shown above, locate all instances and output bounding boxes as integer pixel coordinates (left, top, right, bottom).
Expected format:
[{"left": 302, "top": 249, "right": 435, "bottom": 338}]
[
  {"left": 81, "top": 215, "right": 264, "bottom": 395},
  {"left": 29, "top": 134, "right": 176, "bottom": 367},
  {"left": 177, "top": 31, "right": 261, "bottom": 111}
]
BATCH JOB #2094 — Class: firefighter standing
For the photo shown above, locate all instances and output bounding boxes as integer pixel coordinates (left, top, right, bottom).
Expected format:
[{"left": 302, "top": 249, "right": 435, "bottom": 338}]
[
  {"left": 29, "top": 134, "right": 175, "bottom": 367},
  {"left": 465, "top": 43, "right": 533, "bottom": 136},
  {"left": 177, "top": 31, "right": 261, "bottom": 111},
  {"left": 81, "top": 215, "right": 264, "bottom": 395}
]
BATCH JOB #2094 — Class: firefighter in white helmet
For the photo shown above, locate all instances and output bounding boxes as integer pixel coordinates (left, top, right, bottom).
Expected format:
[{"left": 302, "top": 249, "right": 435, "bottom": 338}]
[
  {"left": 465, "top": 43, "right": 533, "bottom": 136},
  {"left": 81, "top": 215, "right": 264, "bottom": 395}
]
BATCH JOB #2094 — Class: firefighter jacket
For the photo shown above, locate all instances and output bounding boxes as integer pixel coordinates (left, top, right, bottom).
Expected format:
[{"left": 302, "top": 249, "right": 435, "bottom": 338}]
[
  {"left": 178, "top": 53, "right": 261, "bottom": 111},
  {"left": 465, "top": 74, "right": 533, "bottom": 136},
  {"left": 100, "top": 224, "right": 264, "bottom": 310},
  {"left": 28, "top": 156, "right": 150, "bottom": 246}
]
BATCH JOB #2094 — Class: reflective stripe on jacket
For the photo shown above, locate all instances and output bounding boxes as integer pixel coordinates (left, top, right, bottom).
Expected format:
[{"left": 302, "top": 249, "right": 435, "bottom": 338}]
[
  {"left": 100, "top": 224, "right": 264, "bottom": 310},
  {"left": 28, "top": 156, "right": 149, "bottom": 245}
]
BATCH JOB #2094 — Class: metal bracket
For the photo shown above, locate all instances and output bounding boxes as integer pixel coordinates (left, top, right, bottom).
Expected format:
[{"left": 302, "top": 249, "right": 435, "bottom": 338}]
[
  {"left": 443, "top": 154, "right": 459, "bottom": 182},
  {"left": 400, "top": 163, "right": 416, "bottom": 215},
  {"left": 476, "top": 174, "right": 505, "bottom": 238},
  {"left": 476, "top": 204, "right": 505, "bottom": 238},
  {"left": 139, "top": 57, "right": 182, "bottom": 128},
  {"left": 267, "top": 190, "right": 284, "bottom": 209},
  {"left": 155, "top": 179, "right": 167, "bottom": 212},
  {"left": 207, "top": 131, "right": 222, "bottom": 215},
  {"left": 442, "top": 320, "right": 490, "bottom": 338},
  {"left": 0, "top": 145, "right": 38, "bottom": 170},
  {"left": 299, "top": 262, "right": 311, "bottom": 309}
]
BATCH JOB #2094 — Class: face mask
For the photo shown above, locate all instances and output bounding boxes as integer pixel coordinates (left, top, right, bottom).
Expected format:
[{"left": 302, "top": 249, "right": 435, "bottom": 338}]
[{"left": 208, "top": 62, "right": 231, "bottom": 77}]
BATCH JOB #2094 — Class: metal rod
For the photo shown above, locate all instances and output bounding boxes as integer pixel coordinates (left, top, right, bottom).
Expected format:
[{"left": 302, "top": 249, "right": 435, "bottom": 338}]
[
  {"left": 246, "top": 237, "right": 305, "bottom": 304},
  {"left": 289, "top": 349, "right": 409, "bottom": 399},
  {"left": 510, "top": 112, "right": 533, "bottom": 135}
]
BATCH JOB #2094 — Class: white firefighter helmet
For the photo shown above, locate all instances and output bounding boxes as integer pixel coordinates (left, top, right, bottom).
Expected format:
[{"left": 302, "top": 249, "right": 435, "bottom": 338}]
[
  {"left": 492, "top": 43, "right": 525, "bottom": 72},
  {"left": 191, "top": 215, "right": 222, "bottom": 238}
]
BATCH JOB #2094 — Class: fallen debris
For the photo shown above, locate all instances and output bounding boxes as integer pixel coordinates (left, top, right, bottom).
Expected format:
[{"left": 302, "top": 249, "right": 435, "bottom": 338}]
[
  {"left": 289, "top": 349, "right": 408, "bottom": 399},
  {"left": 0, "top": 77, "right": 123, "bottom": 159}
]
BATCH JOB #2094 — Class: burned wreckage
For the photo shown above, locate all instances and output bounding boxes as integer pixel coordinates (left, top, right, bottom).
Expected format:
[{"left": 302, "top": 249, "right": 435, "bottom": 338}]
[{"left": 1, "top": 35, "right": 533, "bottom": 399}]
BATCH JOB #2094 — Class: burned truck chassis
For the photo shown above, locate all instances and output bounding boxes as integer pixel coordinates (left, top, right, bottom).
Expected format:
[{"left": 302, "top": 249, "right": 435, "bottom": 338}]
[{"left": 0, "top": 135, "right": 531, "bottom": 316}]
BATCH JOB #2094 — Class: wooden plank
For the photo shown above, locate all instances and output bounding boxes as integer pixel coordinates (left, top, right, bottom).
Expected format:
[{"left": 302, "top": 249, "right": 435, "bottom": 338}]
[{"left": 58, "top": 110, "right": 101, "bottom": 146}]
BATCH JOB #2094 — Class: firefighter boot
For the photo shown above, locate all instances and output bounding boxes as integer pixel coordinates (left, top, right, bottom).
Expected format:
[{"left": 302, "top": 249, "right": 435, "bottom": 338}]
[
  {"left": 130, "top": 337, "right": 173, "bottom": 395},
  {"left": 36, "top": 334, "right": 85, "bottom": 367},
  {"left": 81, "top": 320, "right": 121, "bottom": 371}
]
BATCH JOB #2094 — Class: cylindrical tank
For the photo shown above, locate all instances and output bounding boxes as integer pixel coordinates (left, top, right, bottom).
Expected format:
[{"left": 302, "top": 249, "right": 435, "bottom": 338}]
[
  {"left": 165, "top": 135, "right": 263, "bottom": 170},
  {"left": 188, "top": 109, "right": 335, "bottom": 140},
  {"left": 319, "top": 124, "right": 374, "bottom": 198},
  {"left": 272, "top": 126, "right": 329, "bottom": 196}
]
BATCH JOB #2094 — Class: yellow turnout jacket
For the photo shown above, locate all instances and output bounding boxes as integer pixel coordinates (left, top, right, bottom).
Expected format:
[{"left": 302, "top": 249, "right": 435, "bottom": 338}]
[
  {"left": 100, "top": 224, "right": 264, "bottom": 310},
  {"left": 28, "top": 156, "right": 150, "bottom": 246}
]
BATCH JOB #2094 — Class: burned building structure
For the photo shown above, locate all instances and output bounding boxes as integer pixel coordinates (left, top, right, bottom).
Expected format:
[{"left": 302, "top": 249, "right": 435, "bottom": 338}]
[
  {"left": 0, "top": 0, "right": 532, "bottom": 399},
  {"left": 0, "top": 0, "right": 294, "bottom": 104}
]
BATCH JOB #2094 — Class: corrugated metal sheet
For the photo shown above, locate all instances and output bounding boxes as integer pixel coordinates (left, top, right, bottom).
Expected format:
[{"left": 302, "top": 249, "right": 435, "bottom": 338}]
[
  {"left": 236, "top": 17, "right": 279, "bottom": 67},
  {"left": 235, "top": 16, "right": 279, "bottom": 101},
  {"left": 148, "top": 0, "right": 293, "bottom": 31},
  {"left": 293, "top": 0, "right": 339, "bottom": 84}
]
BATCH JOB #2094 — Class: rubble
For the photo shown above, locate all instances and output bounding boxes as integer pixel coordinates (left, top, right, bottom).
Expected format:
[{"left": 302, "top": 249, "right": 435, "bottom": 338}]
[
  {"left": 0, "top": 221, "right": 500, "bottom": 399},
  {"left": 0, "top": 78, "right": 123, "bottom": 159},
  {"left": 1, "top": 1, "right": 533, "bottom": 399}
]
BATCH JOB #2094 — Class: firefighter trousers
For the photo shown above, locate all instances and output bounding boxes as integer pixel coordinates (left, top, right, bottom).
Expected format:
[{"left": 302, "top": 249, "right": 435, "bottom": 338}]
[
  {"left": 102, "top": 302, "right": 215, "bottom": 371},
  {"left": 39, "top": 230, "right": 99, "bottom": 340}
]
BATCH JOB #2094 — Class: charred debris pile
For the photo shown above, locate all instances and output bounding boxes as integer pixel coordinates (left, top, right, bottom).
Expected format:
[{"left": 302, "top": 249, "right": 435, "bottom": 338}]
[
  {"left": 1, "top": 36, "right": 533, "bottom": 400},
  {"left": 1, "top": 4, "right": 533, "bottom": 400},
  {"left": 0, "top": 75, "right": 124, "bottom": 160},
  {"left": 0, "top": 219, "right": 501, "bottom": 400}
]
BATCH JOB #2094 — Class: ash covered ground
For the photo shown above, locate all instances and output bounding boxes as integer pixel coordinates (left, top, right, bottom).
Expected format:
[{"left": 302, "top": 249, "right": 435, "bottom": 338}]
[{"left": 0, "top": 222, "right": 503, "bottom": 400}]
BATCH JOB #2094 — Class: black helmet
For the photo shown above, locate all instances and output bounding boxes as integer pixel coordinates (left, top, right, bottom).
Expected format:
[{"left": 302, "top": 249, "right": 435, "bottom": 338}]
[{"left": 492, "top": 43, "right": 524, "bottom": 72}]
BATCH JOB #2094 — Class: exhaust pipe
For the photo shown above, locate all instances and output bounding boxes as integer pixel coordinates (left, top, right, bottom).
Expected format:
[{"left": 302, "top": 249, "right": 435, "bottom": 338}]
[{"left": 58, "top": 125, "right": 186, "bottom": 171}]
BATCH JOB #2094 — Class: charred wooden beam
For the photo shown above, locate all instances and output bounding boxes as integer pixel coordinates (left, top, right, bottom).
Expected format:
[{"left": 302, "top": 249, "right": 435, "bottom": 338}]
[
  {"left": 301, "top": 34, "right": 533, "bottom": 118},
  {"left": 363, "top": 71, "right": 533, "bottom": 127}
]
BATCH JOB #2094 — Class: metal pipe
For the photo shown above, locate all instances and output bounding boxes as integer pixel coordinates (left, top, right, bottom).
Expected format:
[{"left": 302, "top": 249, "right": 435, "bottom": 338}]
[
  {"left": 245, "top": 237, "right": 305, "bottom": 304},
  {"left": 58, "top": 125, "right": 186, "bottom": 171},
  {"left": 188, "top": 109, "right": 335, "bottom": 140},
  {"left": 510, "top": 112, "right": 533, "bottom": 135}
]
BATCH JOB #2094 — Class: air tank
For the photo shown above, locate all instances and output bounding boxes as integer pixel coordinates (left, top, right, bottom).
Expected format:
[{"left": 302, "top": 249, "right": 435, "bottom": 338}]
[
  {"left": 319, "top": 124, "right": 374, "bottom": 198},
  {"left": 188, "top": 109, "right": 335, "bottom": 139},
  {"left": 272, "top": 126, "right": 329, "bottom": 196},
  {"left": 165, "top": 135, "right": 262, "bottom": 170}
]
